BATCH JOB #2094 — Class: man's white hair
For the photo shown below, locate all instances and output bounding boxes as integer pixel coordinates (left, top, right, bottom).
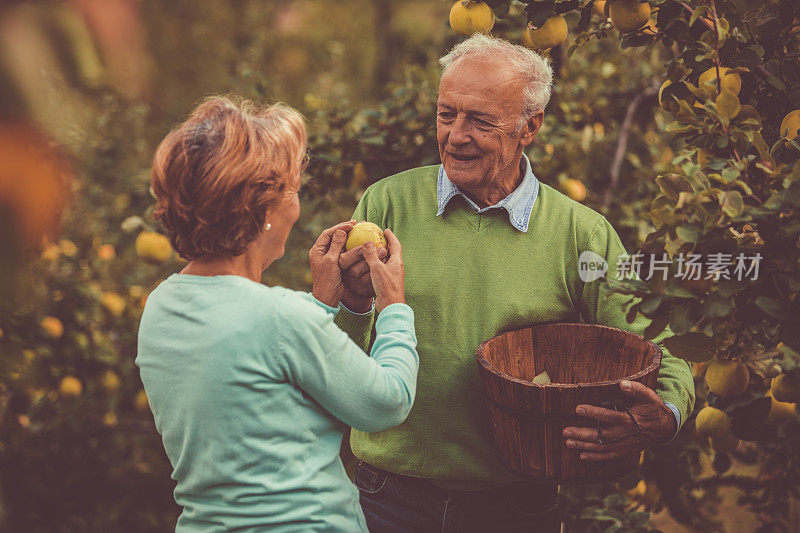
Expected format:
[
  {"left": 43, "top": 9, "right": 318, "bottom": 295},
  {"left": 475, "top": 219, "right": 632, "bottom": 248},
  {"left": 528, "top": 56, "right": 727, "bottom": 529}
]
[{"left": 439, "top": 34, "right": 553, "bottom": 129}]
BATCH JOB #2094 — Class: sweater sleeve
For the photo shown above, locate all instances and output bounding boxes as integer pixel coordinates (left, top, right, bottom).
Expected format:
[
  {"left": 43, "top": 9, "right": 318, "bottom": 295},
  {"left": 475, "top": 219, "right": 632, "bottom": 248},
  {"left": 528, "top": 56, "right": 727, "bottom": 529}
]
[
  {"left": 334, "top": 188, "right": 376, "bottom": 351},
  {"left": 276, "top": 292, "right": 418, "bottom": 433},
  {"left": 579, "top": 216, "right": 695, "bottom": 431}
]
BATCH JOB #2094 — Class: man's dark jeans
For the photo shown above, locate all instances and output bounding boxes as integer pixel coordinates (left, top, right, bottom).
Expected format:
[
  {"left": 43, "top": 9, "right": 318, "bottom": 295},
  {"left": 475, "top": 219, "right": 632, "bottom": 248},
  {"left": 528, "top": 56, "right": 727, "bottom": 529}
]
[{"left": 354, "top": 461, "right": 560, "bottom": 533}]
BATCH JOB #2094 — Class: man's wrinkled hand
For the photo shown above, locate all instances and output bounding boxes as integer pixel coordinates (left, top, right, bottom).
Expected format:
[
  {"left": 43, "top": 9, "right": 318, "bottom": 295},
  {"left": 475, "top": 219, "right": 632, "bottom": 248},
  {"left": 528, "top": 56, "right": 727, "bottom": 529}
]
[{"left": 562, "top": 380, "right": 677, "bottom": 461}]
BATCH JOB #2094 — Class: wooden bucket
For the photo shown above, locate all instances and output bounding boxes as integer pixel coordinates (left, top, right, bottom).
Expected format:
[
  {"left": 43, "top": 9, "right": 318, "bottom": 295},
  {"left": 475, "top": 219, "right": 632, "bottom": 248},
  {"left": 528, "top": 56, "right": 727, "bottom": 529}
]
[{"left": 476, "top": 323, "right": 662, "bottom": 483}]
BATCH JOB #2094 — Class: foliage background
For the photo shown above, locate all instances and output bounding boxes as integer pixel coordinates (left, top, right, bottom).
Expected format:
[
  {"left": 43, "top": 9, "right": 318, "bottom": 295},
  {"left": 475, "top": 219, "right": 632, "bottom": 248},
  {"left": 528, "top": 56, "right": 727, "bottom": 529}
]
[{"left": 0, "top": 0, "right": 798, "bottom": 531}]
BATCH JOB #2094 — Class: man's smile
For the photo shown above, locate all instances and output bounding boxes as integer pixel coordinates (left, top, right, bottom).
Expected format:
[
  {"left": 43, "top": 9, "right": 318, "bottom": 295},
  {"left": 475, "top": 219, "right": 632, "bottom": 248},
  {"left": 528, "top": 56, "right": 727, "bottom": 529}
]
[{"left": 447, "top": 151, "right": 481, "bottom": 162}]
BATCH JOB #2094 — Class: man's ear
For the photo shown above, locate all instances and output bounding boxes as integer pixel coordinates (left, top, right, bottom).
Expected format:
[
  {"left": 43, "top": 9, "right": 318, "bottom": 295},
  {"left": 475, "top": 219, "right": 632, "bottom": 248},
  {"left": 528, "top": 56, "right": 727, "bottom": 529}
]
[{"left": 520, "top": 112, "right": 544, "bottom": 147}]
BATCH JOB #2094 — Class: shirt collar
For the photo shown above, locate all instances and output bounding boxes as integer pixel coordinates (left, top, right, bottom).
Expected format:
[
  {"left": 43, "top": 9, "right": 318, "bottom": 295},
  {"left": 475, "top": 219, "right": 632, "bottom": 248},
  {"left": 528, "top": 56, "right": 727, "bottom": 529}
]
[{"left": 436, "top": 154, "right": 540, "bottom": 233}]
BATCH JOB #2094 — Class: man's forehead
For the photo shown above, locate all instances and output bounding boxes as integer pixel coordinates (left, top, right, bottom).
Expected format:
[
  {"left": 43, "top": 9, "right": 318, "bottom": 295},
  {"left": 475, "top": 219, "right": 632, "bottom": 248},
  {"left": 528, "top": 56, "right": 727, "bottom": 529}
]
[
  {"left": 438, "top": 56, "right": 525, "bottom": 115},
  {"left": 439, "top": 56, "right": 526, "bottom": 98}
]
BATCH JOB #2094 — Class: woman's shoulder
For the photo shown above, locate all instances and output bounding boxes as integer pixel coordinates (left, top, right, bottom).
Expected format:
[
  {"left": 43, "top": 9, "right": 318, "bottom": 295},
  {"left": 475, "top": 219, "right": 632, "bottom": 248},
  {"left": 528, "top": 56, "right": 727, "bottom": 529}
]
[{"left": 273, "top": 289, "right": 337, "bottom": 323}]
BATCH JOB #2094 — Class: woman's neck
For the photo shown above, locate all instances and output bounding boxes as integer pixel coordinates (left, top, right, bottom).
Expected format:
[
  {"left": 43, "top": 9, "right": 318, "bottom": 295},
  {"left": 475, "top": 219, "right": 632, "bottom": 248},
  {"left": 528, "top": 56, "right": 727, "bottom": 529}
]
[{"left": 181, "top": 250, "right": 265, "bottom": 283}]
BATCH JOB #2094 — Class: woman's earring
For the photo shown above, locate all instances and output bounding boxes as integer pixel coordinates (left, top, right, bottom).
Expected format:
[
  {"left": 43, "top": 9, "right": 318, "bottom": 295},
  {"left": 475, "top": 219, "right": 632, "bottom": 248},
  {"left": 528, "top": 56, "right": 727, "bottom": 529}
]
[{"left": 265, "top": 223, "right": 271, "bottom": 231}]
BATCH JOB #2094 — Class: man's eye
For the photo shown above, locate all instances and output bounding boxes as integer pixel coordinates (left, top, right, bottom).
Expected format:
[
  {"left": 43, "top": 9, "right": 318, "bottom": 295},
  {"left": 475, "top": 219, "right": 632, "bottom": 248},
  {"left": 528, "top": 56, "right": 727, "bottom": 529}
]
[
  {"left": 438, "top": 112, "right": 455, "bottom": 120},
  {"left": 475, "top": 118, "right": 492, "bottom": 128}
]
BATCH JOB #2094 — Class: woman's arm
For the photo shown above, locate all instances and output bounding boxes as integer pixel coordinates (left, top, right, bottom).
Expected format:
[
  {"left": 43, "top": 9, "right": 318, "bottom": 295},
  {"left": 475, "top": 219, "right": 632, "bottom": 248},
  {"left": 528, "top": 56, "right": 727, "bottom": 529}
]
[{"left": 275, "top": 292, "right": 418, "bottom": 433}]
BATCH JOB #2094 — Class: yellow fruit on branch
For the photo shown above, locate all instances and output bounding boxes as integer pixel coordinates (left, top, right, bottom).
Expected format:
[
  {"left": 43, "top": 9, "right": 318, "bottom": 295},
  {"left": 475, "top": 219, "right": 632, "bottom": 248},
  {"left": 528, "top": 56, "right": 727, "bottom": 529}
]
[
  {"left": 449, "top": 1, "right": 494, "bottom": 36},
  {"left": 40, "top": 316, "right": 64, "bottom": 339},
  {"left": 692, "top": 362, "right": 707, "bottom": 379},
  {"left": 101, "top": 370, "right": 121, "bottom": 392},
  {"left": 779, "top": 109, "right": 800, "bottom": 140},
  {"left": 345, "top": 222, "right": 387, "bottom": 252},
  {"left": 523, "top": 15, "right": 568, "bottom": 51},
  {"left": 59, "top": 376, "right": 82, "bottom": 397},
  {"left": 101, "top": 292, "right": 126, "bottom": 317},
  {"left": 135, "top": 231, "right": 172, "bottom": 264},
  {"left": 705, "top": 359, "right": 749, "bottom": 397},
  {"left": 772, "top": 373, "right": 800, "bottom": 403},
  {"left": 0, "top": 124, "right": 71, "bottom": 248},
  {"left": 97, "top": 243, "right": 116, "bottom": 260},
  {"left": 608, "top": 0, "right": 651, "bottom": 34},
  {"left": 768, "top": 394, "right": 796, "bottom": 423},
  {"left": 698, "top": 67, "right": 741, "bottom": 96},
  {"left": 134, "top": 389, "right": 149, "bottom": 412},
  {"left": 710, "top": 432, "right": 740, "bottom": 453},
  {"left": 695, "top": 406, "right": 731, "bottom": 438},
  {"left": 563, "top": 178, "right": 587, "bottom": 202},
  {"left": 593, "top": 0, "right": 607, "bottom": 17}
]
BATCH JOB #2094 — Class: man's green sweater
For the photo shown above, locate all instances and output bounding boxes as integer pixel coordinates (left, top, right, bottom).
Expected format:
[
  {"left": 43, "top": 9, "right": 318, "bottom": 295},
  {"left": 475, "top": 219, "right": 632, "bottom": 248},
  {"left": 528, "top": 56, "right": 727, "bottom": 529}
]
[{"left": 335, "top": 165, "right": 695, "bottom": 490}]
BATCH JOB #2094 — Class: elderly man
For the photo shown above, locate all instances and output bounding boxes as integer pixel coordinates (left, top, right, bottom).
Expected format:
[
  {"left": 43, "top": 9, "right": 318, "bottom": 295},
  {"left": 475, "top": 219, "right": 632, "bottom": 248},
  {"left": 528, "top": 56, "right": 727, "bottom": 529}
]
[{"left": 334, "top": 35, "right": 694, "bottom": 532}]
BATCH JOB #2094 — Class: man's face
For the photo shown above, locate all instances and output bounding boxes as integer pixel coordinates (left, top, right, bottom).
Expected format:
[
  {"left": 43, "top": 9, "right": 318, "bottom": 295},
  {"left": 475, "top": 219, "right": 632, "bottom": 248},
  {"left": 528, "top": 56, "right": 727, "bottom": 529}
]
[{"left": 437, "top": 56, "right": 539, "bottom": 197}]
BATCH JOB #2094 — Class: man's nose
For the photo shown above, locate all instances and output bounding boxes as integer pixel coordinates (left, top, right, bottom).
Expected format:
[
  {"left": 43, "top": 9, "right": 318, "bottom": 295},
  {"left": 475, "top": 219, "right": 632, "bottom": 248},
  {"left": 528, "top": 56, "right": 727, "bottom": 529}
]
[{"left": 448, "top": 115, "right": 472, "bottom": 146}]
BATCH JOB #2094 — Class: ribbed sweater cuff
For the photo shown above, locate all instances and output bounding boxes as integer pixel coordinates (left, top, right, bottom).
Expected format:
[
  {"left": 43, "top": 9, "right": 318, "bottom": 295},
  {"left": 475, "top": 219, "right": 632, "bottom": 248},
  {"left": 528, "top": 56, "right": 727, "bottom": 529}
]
[
  {"left": 375, "top": 303, "right": 415, "bottom": 337},
  {"left": 336, "top": 304, "right": 375, "bottom": 339}
]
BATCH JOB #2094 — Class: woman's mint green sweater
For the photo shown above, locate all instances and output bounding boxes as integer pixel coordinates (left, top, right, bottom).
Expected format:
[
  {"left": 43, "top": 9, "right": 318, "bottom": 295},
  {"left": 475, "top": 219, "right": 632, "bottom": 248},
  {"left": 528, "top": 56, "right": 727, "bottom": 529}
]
[
  {"left": 136, "top": 274, "right": 417, "bottom": 532},
  {"left": 335, "top": 165, "right": 695, "bottom": 490}
]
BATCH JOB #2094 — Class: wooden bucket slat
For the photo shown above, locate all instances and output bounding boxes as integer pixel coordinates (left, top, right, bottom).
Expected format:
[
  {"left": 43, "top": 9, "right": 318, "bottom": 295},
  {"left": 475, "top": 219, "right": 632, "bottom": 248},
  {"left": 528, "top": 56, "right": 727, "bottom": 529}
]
[{"left": 476, "top": 323, "right": 662, "bottom": 483}]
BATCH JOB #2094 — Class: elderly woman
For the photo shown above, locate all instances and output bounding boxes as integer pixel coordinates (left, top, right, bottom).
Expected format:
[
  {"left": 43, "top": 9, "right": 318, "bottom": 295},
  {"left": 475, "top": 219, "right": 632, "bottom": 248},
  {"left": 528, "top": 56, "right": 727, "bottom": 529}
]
[{"left": 135, "top": 97, "right": 417, "bottom": 532}]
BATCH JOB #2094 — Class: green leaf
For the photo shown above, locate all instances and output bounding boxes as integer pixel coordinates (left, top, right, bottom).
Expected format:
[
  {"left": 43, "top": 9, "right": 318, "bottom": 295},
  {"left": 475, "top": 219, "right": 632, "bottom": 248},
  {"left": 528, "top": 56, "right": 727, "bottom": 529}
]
[
  {"left": 656, "top": 174, "right": 692, "bottom": 201},
  {"left": 755, "top": 296, "right": 789, "bottom": 320},
  {"left": 703, "top": 293, "right": 734, "bottom": 317},
  {"left": 675, "top": 224, "right": 702, "bottom": 242},
  {"left": 689, "top": 5, "right": 710, "bottom": 27},
  {"left": 640, "top": 295, "right": 663, "bottom": 315},
  {"left": 715, "top": 89, "right": 740, "bottom": 122},
  {"left": 669, "top": 302, "right": 698, "bottom": 335},
  {"left": 720, "top": 167, "right": 740, "bottom": 183},
  {"left": 721, "top": 190, "right": 744, "bottom": 217},
  {"left": 661, "top": 332, "right": 716, "bottom": 363}
]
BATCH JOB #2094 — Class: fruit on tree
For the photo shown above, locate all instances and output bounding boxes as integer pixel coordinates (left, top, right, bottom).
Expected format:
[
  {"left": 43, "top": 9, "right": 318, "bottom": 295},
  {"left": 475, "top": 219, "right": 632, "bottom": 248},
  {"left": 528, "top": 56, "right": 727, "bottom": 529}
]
[
  {"left": 97, "top": 244, "right": 115, "bottom": 260},
  {"left": 449, "top": 1, "right": 494, "bottom": 35},
  {"left": 101, "top": 370, "right": 120, "bottom": 392},
  {"left": 710, "top": 432, "right": 740, "bottom": 453},
  {"left": 0, "top": 124, "right": 71, "bottom": 247},
  {"left": 593, "top": 0, "right": 607, "bottom": 17},
  {"left": 59, "top": 376, "right": 83, "bottom": 397},
  {"left": 345, "top": 221, "right": 387, "bottom": 252},
  {"left": 768, "top": 395, "right": 796, "bottom": 423},
  {"left": 101, "top": 292, "right": 126, "bottom": 317},
  {"left": 705, "top": 359, "right": 749, "bottom": 397},
  {"left": 698, "top": 67, "right": 741, "bottom": 96},
  {"left": 779, "top": 110, "right": 800, "bottom": 140},
  {"left": 628, "top": 480, "right": 661, "bottom": 508},
  {"left": 692, "top": 362, "right": 707, "bottom": 379},
  {"left": 135, "top": 389, "right": 149, "bottom": 412},
  {"left": 772, "top": 373, "right": 800, "bottom": 403},
  {"left": 523, "top": 15, "right": 568, "bottom": 51},
  {"left": 563, "top": 178, "right": 587, "bottom": 202},
  {"left": 695, "top": 406, "right": 731, "bottom": 438},
  {"left": 135, "top": 231, "right": 172, "bottom": 264},
  {"left": 40, "top": 316, "right": 64, "bottom": 338},
  {"left": 608, "top": 0, "right": 651, "bottom": 34}
]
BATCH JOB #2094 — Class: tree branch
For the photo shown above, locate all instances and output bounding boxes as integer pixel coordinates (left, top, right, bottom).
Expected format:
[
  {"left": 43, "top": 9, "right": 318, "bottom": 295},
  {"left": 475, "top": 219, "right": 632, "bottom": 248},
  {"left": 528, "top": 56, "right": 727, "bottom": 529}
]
[{"left": 602, "top": 86, "right": 657, "bottom": 209}]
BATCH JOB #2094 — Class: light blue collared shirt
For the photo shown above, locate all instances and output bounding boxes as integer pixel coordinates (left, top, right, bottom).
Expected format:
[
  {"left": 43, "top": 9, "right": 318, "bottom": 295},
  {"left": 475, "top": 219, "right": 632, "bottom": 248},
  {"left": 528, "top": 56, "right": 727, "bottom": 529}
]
[
  {"left": 436, "top": 154, "right": 540, "bottom": 233},
  {"left": 434, "top": 154, "right": 682, "bottom": 435}
]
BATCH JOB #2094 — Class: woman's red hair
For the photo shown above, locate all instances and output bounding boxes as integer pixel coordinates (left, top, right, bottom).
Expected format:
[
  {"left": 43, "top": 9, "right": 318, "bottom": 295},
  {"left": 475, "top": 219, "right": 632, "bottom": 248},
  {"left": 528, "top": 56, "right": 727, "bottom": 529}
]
[{"left": 151, "top": 96, "right": 306, "bottom": 260}]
